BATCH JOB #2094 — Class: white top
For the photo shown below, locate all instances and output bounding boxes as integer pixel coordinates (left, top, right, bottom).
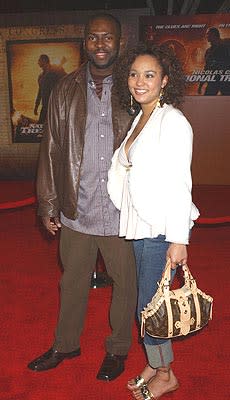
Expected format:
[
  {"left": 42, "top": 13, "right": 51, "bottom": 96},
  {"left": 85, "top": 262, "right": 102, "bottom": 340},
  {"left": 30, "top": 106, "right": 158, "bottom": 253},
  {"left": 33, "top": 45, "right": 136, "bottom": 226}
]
[
  {"left": 118, "top": 128, "right": 156, "bottom": 239},
  {"left": 107, "top": 104, "right": 200, "bottom": 244}
]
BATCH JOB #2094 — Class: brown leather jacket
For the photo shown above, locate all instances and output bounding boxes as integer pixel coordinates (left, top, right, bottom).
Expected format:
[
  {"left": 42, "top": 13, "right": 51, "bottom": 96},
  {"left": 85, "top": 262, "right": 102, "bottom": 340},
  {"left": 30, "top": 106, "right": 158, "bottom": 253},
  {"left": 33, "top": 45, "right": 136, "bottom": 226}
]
[{"left": 36, "top": 63, "right": 133, "bottom": 220}]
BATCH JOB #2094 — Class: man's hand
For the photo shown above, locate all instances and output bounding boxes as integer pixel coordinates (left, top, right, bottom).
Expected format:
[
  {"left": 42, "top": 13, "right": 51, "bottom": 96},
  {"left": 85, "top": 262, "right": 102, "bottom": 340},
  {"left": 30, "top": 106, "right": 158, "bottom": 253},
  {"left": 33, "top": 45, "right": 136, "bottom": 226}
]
[
  {"left": 42, "top": 216, "right": 61, "bottom": 235},
  {"left": 166, "top": 243, "right": 187, "bottom": 269}
]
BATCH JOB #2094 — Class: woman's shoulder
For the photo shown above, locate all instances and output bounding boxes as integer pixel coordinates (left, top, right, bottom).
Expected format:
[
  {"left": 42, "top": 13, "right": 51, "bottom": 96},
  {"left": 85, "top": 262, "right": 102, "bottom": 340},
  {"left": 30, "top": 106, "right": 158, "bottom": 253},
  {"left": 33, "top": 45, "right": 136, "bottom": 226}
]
[
  {"left": 161, "top": 104, "right": 192, "bottom": 128},
  {"left": 162, "top": 104, "right": 184, "bottom": 118}
]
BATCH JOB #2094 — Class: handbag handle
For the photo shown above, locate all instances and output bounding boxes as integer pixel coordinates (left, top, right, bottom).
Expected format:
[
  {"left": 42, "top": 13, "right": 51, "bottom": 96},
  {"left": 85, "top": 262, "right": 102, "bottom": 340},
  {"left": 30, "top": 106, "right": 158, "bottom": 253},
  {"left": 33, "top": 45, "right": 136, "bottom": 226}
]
[{"left": 159, "top": 259, "right": 197, "bottom": 292}]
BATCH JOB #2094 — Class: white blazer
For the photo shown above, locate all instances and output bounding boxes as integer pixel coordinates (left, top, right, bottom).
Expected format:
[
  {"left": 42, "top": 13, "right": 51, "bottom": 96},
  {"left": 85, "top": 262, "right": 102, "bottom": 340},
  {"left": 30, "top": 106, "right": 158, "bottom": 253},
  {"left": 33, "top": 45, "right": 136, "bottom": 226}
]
[{"left": 108, "top": 104, "right": 199, "bottom": 244}]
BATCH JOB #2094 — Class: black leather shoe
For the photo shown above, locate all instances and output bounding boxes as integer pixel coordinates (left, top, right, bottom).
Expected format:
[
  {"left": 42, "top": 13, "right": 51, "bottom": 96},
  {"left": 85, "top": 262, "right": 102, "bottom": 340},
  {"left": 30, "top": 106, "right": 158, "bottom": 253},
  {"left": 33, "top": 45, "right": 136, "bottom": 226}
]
[
  {"left": 27, "top": 347, "right": 81, "bottom": 372},
  {"left": 96, "top": 353, "right": 127, "bottom": 381}
]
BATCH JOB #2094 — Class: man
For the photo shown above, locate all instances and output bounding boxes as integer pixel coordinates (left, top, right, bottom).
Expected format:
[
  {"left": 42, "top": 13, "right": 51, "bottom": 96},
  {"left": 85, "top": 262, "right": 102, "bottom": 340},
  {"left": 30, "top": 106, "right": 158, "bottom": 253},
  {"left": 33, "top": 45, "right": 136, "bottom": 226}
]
[
  {"left": 27, "top": 14, "right": 137, "bottom": 381},
  {"left": 34, "top": 54, "right": 66, "bottom": 124},
  {"left": 198, "top": 27, "right": 230, "bottom": 95}
]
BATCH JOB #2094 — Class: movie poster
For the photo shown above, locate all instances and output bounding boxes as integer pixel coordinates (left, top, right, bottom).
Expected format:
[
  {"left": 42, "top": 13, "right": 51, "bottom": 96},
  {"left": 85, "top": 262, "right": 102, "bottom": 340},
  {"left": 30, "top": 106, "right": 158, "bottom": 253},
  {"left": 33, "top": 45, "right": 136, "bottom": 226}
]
[
  {"left": 6, "top": 39, "right": 83, "bottom": 143},
  {"left": 139, "top": 14, "right": 230, "bottom": 96}
]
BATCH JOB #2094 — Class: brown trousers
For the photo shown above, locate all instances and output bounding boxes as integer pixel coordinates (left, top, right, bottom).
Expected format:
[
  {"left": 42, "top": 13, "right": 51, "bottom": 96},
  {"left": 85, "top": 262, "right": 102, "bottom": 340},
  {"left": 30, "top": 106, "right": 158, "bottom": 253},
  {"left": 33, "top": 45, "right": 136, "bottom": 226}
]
[{"left": 54, "top": 225, "right": 137, "bottom": 355}]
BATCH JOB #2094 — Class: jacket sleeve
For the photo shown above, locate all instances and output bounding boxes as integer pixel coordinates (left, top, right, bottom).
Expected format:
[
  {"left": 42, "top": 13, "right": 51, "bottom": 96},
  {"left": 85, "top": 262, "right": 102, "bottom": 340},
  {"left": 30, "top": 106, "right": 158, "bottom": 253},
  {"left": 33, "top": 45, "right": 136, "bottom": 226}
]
[
  {"left": 36, "top": 85, "right": 62, "bottom": 217},
  {"left": 161, "top": 110, "right": 195, "bottom": 244}
]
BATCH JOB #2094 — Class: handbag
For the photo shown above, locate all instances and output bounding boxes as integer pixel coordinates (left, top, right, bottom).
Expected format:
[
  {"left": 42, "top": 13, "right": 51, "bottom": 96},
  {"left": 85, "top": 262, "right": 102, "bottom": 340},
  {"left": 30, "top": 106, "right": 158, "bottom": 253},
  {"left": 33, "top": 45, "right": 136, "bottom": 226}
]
[{"left": 141, "top": 260, "right": 213, "bottom": 339}]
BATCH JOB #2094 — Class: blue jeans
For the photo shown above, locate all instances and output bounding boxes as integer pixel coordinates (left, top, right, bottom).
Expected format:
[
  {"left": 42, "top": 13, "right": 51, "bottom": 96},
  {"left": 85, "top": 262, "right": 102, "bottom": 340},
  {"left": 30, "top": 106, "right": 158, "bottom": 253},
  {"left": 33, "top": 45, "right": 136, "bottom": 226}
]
[{"left": 133, "top": 235, "right": 176, "bottom": 367}]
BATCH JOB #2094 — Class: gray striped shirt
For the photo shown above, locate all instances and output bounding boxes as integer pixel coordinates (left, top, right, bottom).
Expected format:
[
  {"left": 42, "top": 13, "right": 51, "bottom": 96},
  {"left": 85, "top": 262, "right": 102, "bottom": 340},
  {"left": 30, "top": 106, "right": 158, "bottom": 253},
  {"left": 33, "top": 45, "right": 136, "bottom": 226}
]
[{"left": 61, "top": 68, "right": 120, "bottom": 235}]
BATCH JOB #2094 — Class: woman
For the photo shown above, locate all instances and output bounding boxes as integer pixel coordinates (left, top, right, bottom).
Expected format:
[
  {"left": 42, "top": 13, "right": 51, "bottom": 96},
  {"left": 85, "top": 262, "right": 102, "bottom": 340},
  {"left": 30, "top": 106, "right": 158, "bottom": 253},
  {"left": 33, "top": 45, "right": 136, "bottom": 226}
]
[{"left": 108, "top": 43, "right": 199, "bottom": 399}]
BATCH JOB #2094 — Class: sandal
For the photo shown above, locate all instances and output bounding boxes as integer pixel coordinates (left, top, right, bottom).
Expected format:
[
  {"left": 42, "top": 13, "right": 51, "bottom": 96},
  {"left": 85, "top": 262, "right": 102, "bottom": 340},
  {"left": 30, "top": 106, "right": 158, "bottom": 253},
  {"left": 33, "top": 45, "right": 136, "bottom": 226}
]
[
  {"left": 141, "top": 384, "right": 155, "bottom": 399},
  {"left": 128, "top": 375, "right": 146, "bottom": 389},
  {"left": 127, "top": 365, "right": 157, "bottom": 391},
  {"left": 140, "top": 382, "right": 179, "bottom": 400},
  {"left": 137, "top": 368, "right": 179, "bottom": 400}
]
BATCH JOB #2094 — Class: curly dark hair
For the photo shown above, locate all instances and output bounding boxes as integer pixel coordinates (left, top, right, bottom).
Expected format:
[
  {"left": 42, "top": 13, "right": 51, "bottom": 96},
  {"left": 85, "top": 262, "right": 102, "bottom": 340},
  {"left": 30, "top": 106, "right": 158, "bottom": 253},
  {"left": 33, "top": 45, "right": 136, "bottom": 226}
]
[{"left": 113, "top": 42, "right": 186, "bottom": 113}]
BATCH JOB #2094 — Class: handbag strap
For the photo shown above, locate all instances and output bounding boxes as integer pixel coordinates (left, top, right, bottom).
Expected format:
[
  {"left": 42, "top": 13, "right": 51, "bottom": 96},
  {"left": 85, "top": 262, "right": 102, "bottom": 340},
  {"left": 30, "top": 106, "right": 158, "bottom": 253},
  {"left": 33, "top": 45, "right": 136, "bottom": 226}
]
[
  {"left": 159, "top": 260, "right": 201, "bottom": 333},
  {"left": 159, "top": 260, "right": 197, "bottom": 292}
]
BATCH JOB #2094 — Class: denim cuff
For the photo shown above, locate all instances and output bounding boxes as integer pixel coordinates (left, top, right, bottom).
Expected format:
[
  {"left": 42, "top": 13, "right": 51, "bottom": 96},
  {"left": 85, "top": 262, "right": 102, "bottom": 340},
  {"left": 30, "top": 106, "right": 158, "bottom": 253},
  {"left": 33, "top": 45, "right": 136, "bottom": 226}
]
[{"left": 144, "top": 340, "right": 174, "bottom": 368}]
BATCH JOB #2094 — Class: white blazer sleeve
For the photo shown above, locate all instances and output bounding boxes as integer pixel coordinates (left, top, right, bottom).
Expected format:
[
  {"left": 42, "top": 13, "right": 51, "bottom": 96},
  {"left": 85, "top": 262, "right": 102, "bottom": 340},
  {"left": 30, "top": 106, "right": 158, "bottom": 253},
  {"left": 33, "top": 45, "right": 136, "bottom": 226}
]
[{"left": 161, "top": 110, "right": 195, "bottom": 244}]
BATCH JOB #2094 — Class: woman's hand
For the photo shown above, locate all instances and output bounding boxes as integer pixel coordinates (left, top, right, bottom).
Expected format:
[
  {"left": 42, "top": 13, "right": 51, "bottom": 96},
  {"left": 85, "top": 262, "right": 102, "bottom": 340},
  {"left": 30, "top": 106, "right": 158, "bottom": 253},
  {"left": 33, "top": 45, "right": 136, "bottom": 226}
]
[{"left": 166, "top": 243, "right": 187, "bottom": 269}]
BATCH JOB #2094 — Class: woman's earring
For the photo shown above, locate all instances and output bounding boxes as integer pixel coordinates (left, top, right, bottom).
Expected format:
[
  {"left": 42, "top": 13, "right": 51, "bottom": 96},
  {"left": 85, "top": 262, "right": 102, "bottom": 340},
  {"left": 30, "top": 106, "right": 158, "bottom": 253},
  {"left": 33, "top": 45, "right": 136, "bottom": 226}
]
[
  {"left": 129, "top": 94, "right": 136, "bottom": 116},
  {"left": 157, "top": 88, "right": 164, "bottom": 108}
]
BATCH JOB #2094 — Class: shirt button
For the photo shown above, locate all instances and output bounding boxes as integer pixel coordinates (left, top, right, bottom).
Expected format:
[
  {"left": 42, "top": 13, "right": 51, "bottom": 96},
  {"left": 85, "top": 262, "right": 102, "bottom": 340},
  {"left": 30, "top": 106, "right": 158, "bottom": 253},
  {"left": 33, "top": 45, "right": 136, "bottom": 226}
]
[
  {"left": 101, "top": 178, "right": 105, "bottom": 183},
  {"left": 100, "top": 134, "right": 104, "bottom": 138},
  {"left": 100, "top": 156, "right": 104, "bottom": 161},
  {"left": 101, "top": 112, "right": 105, "bottom": 117}
]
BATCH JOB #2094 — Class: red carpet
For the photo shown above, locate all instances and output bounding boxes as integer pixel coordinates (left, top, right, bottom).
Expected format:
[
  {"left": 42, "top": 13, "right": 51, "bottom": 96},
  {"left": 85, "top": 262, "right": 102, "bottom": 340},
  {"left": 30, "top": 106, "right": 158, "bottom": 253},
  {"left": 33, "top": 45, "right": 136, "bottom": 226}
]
[{"left": 0, "top": 181, "right": 229, "bottom": 399}]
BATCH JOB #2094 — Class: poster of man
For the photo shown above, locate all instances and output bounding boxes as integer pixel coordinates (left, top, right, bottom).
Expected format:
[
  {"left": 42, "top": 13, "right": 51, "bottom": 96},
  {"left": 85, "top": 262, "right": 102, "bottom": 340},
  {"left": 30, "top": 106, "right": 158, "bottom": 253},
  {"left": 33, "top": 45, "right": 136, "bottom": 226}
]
[
  {"left": 139, "top": 14, "right": 230, "bottom": 96},
  {"left": 197, "top": 27, "right": 230, "bottom": 95},
  {"left": 7, "top": 39, "right": 83, "bottom": 142},
  {"left": 34, "top": 54, "right": 66, "bottom": 124}
]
